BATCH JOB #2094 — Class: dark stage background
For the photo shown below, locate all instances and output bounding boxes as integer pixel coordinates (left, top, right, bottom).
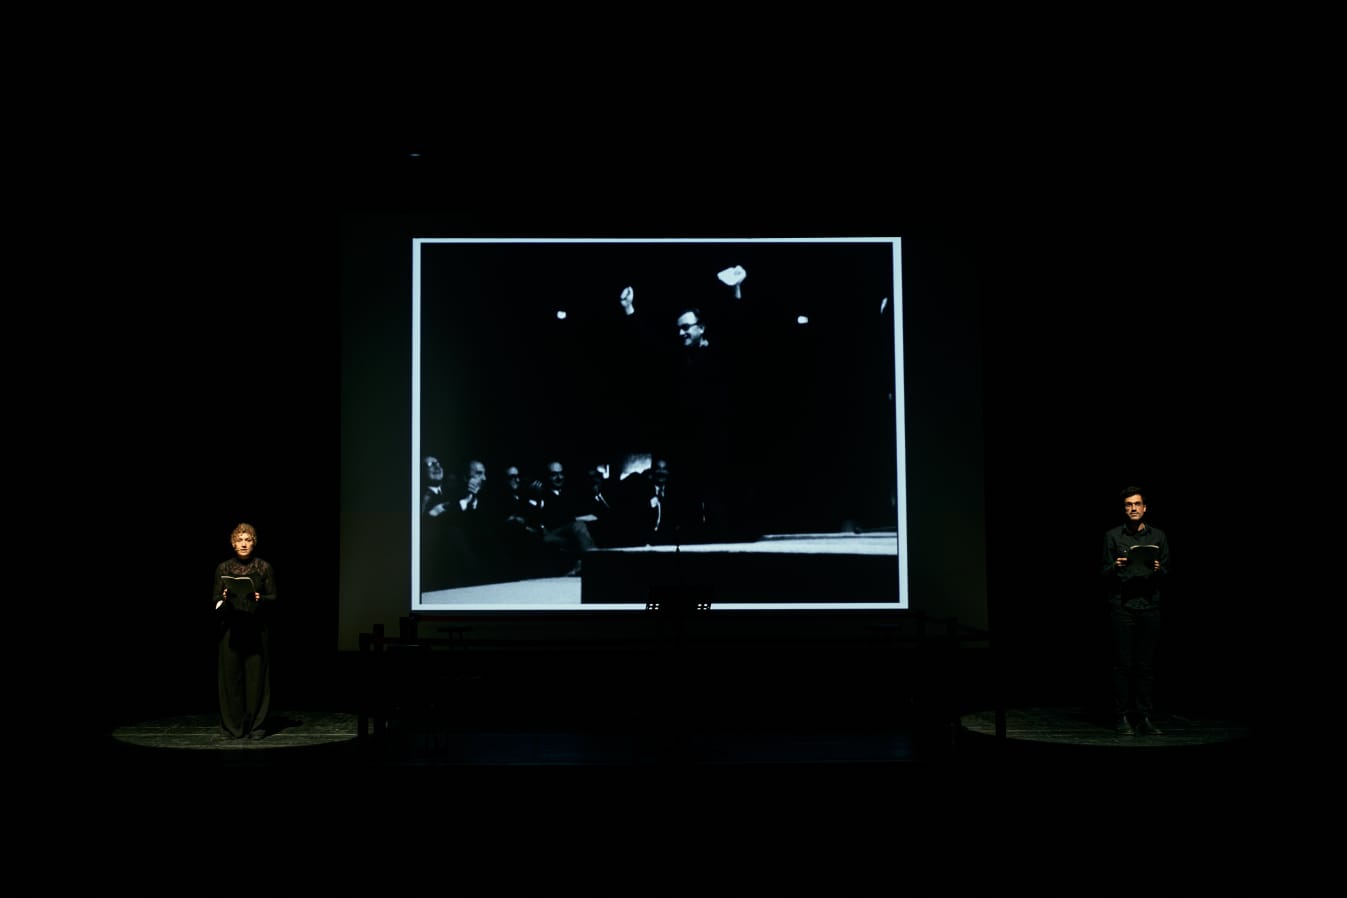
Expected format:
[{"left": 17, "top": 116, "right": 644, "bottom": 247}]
[{"left": 67, "top": 133, "right": 1255, "bottom": 741}]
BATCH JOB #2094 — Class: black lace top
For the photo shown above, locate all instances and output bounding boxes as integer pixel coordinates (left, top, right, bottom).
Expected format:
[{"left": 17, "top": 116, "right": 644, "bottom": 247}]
[{"left": 212, "top": 556, "right": 278, "bottom": 615}]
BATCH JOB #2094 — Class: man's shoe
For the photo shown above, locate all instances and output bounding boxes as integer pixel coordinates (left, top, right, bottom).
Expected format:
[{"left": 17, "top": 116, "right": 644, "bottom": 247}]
[
  {"left": 1136, "top": 717, "right": 1163, "bottom": 736},
  {"left": 1114, "top": 716, "right": 1134, "bottom": 736}
]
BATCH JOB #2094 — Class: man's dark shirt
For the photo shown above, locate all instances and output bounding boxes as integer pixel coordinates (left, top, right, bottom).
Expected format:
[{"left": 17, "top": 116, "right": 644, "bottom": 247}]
[{"left": 1100, "top": 523, "right": 1170, "bottom": 610}]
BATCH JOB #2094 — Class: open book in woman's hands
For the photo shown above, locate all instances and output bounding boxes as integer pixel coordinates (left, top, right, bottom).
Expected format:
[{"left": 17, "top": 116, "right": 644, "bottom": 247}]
[{"left": 221, "top": 575, "right": 255, "bottom": 597}]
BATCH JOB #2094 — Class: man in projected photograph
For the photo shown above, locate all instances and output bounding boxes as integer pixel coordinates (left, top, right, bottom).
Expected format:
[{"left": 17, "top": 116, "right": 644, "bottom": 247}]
[{"left": 617, "top": 285, "right": 746, "bottom": 544}]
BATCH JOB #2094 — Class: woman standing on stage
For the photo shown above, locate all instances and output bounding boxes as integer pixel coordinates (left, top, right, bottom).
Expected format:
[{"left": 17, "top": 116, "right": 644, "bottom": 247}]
[{"left": 213, "top": 522, "right": 277, "bottom": 739}]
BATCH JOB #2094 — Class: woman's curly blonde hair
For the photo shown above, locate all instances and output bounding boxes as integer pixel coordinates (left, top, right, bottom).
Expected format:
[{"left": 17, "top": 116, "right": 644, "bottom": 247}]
[{"left": 230, "top": 522, "right": 258, "bottom": 546}]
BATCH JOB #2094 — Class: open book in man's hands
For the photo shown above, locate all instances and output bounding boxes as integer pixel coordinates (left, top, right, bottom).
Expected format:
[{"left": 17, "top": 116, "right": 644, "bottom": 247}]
[{"left": 1124, "top": 544, "right": 1159, "bottom": 573}]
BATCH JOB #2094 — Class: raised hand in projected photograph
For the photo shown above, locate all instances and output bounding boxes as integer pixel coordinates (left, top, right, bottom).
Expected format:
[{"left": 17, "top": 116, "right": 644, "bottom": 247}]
[{"left": 413, "top": 238, "right": 906, "bottom": 611}]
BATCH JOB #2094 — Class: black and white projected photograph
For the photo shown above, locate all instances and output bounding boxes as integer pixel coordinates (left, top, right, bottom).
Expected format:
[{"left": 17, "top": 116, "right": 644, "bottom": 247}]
[{"left": 413, "top": 238, "right": 906, "bottom": 611}]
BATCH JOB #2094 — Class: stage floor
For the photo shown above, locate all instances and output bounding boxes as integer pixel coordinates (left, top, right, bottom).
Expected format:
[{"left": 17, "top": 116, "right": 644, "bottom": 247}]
[
  {"left": 605, "top": 533, "right": 898, "bottom": 556},
  {"left": 423, "top": 576, "right": 581, "bottom": 607},
  {"left": 99, "top": 706, "right": 1251, "bottom": 768},
  {"left": 582, "top": 532, "right": 899, "bottom": 606},
  {"left": 419, "top": 532, "right": 900, "bottom": 609}
]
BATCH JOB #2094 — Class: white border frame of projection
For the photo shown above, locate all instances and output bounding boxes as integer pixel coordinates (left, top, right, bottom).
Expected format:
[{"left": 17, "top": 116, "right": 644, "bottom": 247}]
[{"left": 410, "top": 237, "right": 906, "bottom": 612}]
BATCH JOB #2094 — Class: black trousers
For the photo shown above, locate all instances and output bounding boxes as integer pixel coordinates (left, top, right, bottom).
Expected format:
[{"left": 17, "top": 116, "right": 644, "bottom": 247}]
[
  {"left": 1108, "top": 599, "right": 1160, "bottom": 719},
  {"left": 218, "top": 624, "right": 271, "bottom": 738}
]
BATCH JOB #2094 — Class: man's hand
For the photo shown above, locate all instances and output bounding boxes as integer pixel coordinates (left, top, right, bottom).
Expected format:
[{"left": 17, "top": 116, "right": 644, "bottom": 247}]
[{"left": 620, "top": 286, "right": 635, "bottom": 315}]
